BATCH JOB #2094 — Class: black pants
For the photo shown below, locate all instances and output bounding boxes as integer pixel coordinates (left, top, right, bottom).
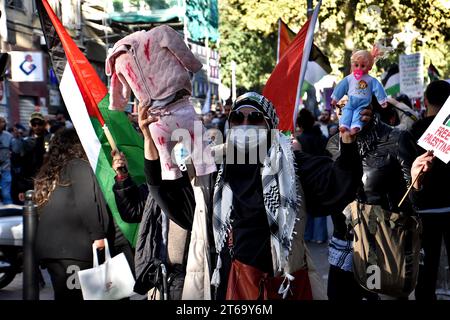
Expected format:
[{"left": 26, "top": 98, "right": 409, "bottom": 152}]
[
  {"left": 43, "top": 259, "right": 91, "bottom": 300},
  {"left": 327, "top": 265, "right": 379, "bottom": 300},
  {"left": 327, "top": 265, "right": 364, "bottom": 300},
  {"left": 415, "top": 214, "right": 450, "bottom": 300}
]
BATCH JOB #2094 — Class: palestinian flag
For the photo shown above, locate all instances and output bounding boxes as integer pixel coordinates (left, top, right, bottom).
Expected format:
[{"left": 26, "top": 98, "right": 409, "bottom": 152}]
[
  {"left": 264, "top": 1, "right": 325, "bottom": 131},
  {"left": 304, "top": 44, "right": 332, "bottom": 90},
  {"left": 277, "top": 19, "right": 296, "bottom": 63},
  {"left": 382, "top": 64, "right": 400, "bottom": 96},
  {"left": 37, "top": 0, "right": 143, "bottom": 245},
  {"left": 428, "top": 62, "right": 440, "bottom": 82},
  {"left": 278, "top": 19, "right": 331, "bottom": 85}
]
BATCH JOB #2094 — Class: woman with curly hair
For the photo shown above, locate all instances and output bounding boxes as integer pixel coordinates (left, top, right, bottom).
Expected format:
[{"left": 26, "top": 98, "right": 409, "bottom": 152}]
[{"left": 34, "top": 128, "right": 114, "bottom": 300}]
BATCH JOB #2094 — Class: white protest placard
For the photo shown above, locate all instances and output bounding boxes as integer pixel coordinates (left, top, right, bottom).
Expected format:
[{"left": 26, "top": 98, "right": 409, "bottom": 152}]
[
  {"left": 10, "top": 51, "right": 44, "bottom": 82},
  {"left": 418, "top": 96, "right": 450, "bottom": 163},
  {"left": 399, "top": 53, "right": 424, "bottom": 98}
]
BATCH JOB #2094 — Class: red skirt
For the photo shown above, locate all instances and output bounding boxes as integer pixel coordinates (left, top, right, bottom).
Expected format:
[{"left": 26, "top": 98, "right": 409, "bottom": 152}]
[{"left": 225, "top": 259, "right": 313, "bottom": 300}]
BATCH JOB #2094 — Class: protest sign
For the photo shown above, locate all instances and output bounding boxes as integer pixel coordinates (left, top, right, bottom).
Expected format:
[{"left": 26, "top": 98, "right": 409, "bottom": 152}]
[
  {"left": 418, "top": 96, "right": 450, "bottom": 163},
  {"left": 399, "top": 53, "right": 424, "bottom": 98}
]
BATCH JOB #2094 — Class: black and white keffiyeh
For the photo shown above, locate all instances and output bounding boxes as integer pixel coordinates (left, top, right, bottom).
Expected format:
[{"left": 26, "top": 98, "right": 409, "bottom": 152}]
[
  {"left": 210, "top": 93, "right": 303, "bottom": 288},
  {"left": 328, "top": 237, "right": 353, "bottom": 272}
]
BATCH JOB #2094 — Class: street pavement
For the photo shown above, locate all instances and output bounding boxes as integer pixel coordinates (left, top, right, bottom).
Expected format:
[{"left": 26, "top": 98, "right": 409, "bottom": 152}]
[
  {"left": 0, "top": 240, "right": 448, "bottom": 300},
  {"left": 0, "top": 243, "right": 331, "bottom": 300}
]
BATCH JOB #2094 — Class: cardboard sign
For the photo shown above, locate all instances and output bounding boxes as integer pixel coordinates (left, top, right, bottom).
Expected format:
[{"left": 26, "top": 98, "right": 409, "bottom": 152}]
[
  {"left": 399, "top": 53, "right": 424, "bottom": 98},
  {"left": 418, "top": 96, "right": 450, "bottom": 163}
]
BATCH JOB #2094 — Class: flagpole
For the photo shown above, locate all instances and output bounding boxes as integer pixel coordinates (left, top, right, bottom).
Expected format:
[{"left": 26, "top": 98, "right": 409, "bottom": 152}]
[
  {"left": 205, "top": 27, "right": 210, "bottom": 110},
  {"left": 231, "top": 60, "right": 236, "bottom": 102},
  {"left": 277, "top": 18, "right": 281, "bottom": 64},
  {"left": 293, "top": 0, "right": 322, "bottom": 130},
  {"left": 103, "top": 125, "right": 118, "bottom": 151},
  {"left": 182, "top": 0, "right": 188, "bottom": 44}
]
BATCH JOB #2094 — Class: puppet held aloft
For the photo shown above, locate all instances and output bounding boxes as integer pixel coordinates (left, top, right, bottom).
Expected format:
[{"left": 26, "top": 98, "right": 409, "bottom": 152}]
[
  {"left": 331, "top": 45, "right": 388, "bottom": 135},
  {"left": 105, "top": 25, "right": 216, "bottom": 180}
]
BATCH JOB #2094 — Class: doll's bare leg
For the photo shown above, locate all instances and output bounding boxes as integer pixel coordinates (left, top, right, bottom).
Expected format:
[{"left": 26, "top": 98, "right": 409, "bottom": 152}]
[
  {"left": 339, "top": 104, "right": 353, "bottom": 133},
  {"left": 149, "top": 121, "right": 182, "bottom": 180},
  {"left": 350, "top": 104, "right": 366, "bottom": 135}
]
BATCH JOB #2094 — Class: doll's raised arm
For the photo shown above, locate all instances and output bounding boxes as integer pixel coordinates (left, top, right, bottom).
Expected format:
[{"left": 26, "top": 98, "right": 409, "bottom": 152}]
[
  {"left": 331, "top": 77, "right": 349, "bottom": 105},
  {"left": 372, "top": 78, "right": 388, "bottom": 107}
]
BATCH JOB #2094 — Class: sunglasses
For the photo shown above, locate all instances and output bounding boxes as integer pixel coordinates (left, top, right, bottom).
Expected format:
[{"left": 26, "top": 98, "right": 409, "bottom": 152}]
[
  {"left": 31, "top": 120, "right": 45, "bottom": 127},
  {"left": 228, "top": 110, "right": 267, "bottom": 125}
]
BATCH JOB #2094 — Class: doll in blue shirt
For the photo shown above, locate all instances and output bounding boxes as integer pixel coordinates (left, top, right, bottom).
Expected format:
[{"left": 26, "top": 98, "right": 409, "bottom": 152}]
[{"left": 331, "top": 46, "right": 388, "bottom": 135}]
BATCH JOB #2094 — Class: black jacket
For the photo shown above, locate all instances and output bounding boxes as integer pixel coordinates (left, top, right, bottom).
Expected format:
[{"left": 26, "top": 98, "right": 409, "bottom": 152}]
[
  {"left": 112, "top": 176, "right": 164, "bottom": 294},
  {"left": 36, "top": 159, "right": 114, "bottom": 262},
  {"left": 17, "top": 133, "right": 51, "bottom": 193},
  {"left": 145, "top": 141, "right": 363, "bottom": 230},
  {"left": 296, "top": 125, "right": 330, "bottom": 157},
  {"left": 327, "top": 118, "right": 417, "bottom": 239},
  {"left": 145, "top": 140, "right": 363, "bottom": 273}
]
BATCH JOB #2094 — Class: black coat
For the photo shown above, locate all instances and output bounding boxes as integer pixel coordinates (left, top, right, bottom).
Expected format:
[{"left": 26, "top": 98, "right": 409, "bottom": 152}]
[
  {"left": 296, "top": 125, "right": 330, "bottom": 157},
  {"left": 145, "top": 141, "right": 363, "bottom": 299},
  {"left": 112, "top": 176, "right": 164, "bottom": 294},
  {"left": 327, "top": 119, "right": 417, "bottom": 240},
  {"left": 36, "top": 159, "right": 114, "bottom": 262},
  {"left": 17, "top": 133, "right": 52, "bottom": 194}
]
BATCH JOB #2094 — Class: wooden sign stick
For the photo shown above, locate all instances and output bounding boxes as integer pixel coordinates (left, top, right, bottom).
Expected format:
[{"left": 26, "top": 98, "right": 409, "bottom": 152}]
[{"left": 398, "top": 165, "right": 424, "bottom": 208}]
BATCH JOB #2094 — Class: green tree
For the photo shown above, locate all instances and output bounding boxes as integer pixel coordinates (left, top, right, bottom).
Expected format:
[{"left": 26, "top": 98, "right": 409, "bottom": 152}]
[
  {"left": 219, "top": 0, "right": 307, "bottom": 92},
  {"left": 219, "top": 0, "right": 450, "bottom": 91}
]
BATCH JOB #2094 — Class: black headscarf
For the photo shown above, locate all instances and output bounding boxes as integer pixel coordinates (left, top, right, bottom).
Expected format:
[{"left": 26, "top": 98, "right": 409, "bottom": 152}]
[{"left": 222, "top": 92, "right": 279, "bottom": 274}]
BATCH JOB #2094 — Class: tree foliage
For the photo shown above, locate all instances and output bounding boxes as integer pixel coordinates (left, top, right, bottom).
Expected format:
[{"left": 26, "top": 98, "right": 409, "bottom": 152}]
[{"left": 219, "top": 0, "right": 450, "bottom": 92}]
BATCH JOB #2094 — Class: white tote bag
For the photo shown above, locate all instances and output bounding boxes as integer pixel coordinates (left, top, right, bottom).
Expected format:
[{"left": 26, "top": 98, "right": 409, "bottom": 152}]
[{"left": 78, "top": 239, "right": 135, "bottom": 300}]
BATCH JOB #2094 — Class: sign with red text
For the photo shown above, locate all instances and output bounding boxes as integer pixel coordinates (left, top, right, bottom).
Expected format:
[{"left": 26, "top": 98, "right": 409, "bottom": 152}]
[{"left": 418, "top": 96, "right": 450, "bottom": 163}]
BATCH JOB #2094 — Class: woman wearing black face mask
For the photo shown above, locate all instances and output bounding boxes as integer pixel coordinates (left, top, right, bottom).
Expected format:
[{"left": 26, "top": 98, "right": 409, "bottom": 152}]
[{"left": 139, "top": 92, "right": 370, "bottom": 300}]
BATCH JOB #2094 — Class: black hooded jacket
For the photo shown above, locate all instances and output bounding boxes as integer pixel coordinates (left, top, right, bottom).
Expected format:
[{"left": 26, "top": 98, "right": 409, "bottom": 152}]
[
  {"left": 327, "top": 117, "right": 417, "bottom": 239},
  {"left": 112, "top": 176, "right": 164, "bottom": 294}
]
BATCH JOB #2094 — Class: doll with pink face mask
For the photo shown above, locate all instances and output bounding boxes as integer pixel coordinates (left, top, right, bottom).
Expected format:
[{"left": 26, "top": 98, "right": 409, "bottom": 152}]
[{"left": 331, "top": 46, "right": 387, "bottom": 134}]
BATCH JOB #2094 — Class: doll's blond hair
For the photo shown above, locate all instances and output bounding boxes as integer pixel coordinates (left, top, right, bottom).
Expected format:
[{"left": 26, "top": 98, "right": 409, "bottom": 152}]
[{"left": 351, "top": 43, "right": 386, "bottom": 70}]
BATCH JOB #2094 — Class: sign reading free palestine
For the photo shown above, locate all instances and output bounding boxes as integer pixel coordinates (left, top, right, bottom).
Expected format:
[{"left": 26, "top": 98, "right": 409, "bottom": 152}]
[{"left": 418, "top": 96, "right": 450, "bottom": 164}]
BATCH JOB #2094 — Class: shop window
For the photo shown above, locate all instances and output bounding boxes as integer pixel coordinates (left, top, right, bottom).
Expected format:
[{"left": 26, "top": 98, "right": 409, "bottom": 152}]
[{"left": 7, "top": 0, "right": 25, "bottom": 11}]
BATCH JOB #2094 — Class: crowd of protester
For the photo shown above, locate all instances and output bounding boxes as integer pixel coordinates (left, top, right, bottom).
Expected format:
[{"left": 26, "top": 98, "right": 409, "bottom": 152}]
[
  {"left": 0, "top": 112, "right": 73, "bottom": 205},
  {"left": 28, "top": 79, "right": 450, "bottom": 301}
]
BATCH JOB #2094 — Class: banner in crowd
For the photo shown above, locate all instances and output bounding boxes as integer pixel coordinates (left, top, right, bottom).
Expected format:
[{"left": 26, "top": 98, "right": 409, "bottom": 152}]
[
  {"left": 37, "top": 0, "right": 143, "bottom": 245},
  {"left": 399, "top": 53, "right": 424, "bottom": 98},
  {"left": 382, "top": 64, "right": 400, "bottom": 96},
  {"left": 428, "top": 62, "right": 441, "bottom": 82},
  {"left": 418, "top": 96, "right": 450, "bottom": 163}
]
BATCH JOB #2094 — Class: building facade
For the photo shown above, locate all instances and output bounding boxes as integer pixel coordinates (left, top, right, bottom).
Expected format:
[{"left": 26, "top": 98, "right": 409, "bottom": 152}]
[
  {"left": 0, "top": 0, "right": 221, "bottom": 127},
  {"left": 1, "top": 0, "right": 51, "bottom": 126}
]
